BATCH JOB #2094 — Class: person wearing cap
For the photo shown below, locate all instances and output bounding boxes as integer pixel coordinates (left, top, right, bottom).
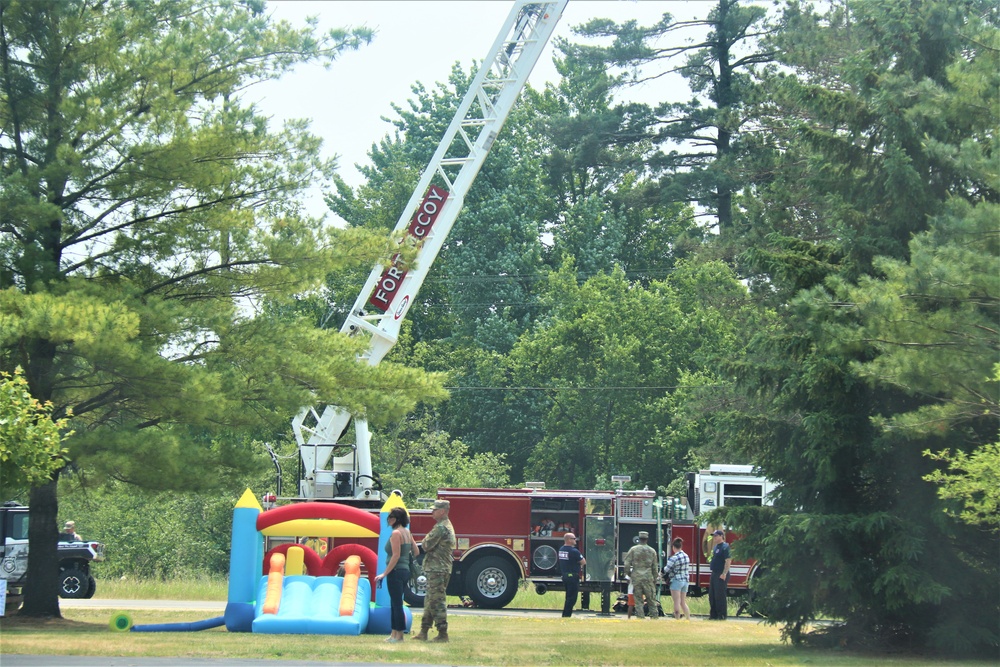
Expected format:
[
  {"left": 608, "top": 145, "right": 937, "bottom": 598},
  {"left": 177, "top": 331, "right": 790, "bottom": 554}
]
[
  {"left": 61, "top": 521, "right": 81, "bottom": 542},
  {"left": 623, "top": 531, "right": 660, "bottom": 619},
  {"left": 708, "top": 529, "right": 731, "bottom": 620},
  {"left": 413, "top": 499, "right": 456, "bottom": 642},
  {"left": 558, "top": 533, "right": 586, "bottom": 617}
]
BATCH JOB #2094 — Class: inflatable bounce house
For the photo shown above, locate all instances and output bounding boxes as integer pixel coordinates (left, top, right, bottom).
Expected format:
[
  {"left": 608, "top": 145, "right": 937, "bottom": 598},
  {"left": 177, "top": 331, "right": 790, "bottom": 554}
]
[{"left": 114, "top": 490, "right": 411, "bottom": 635}]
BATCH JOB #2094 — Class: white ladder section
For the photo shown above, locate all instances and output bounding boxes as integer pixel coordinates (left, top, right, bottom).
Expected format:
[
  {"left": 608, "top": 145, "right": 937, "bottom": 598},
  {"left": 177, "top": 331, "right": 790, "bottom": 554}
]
[{"left": 295, "top": 1, "right": 568, "bottom": 500}]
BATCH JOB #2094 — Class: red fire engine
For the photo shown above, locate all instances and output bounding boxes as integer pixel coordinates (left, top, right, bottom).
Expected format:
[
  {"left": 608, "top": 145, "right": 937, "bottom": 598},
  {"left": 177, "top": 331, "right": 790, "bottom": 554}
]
[{"left": 394, "top": 465, "right": 775, "bottom": 610}]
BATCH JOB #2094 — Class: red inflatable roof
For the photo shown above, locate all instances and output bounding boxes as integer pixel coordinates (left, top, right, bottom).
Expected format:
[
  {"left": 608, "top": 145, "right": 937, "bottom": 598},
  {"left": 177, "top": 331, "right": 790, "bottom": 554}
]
[{"left": 256, "top": 501, "right": 380, "bottom": 534}]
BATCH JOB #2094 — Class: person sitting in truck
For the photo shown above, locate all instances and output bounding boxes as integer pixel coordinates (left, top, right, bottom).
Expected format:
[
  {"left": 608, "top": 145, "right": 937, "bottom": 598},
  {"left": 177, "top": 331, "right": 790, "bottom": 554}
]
[{"left": 60, "top": 521, "right": 82, "bottom": 542}]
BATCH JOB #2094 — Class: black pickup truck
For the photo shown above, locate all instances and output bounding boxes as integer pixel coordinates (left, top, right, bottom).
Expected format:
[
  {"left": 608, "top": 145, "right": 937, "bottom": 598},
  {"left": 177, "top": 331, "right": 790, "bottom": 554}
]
[{"left": 1, "top": 501, "right": 105, "bottom": 610}]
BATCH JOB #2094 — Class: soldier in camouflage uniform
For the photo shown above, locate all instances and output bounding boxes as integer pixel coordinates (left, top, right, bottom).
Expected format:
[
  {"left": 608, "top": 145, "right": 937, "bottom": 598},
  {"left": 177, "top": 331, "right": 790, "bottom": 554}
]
[
  {"left": 413, "top": 499, "right": 456, "bottom": 642},
  {"left": 623, "top": 531, "right": 660, "bottom": 619}
]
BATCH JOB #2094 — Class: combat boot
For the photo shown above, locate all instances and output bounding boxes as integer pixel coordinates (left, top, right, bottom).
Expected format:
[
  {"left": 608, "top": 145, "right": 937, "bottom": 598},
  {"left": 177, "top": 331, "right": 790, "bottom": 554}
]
[
  {"left": 413, "top": 626, "right": 430, "bottom": 641},
  {"left": 432, "top": 624, "right": 449, "bottom": 642}
]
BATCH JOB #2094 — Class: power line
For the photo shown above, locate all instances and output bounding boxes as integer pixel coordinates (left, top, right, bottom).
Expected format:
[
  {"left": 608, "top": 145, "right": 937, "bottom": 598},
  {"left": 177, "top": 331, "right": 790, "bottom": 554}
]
[
  {"left": 422, "top": 268, "right": 679, "bottom": 284},
  {"left": 444, "top": 384, "right": 725, "bottom": 391}
]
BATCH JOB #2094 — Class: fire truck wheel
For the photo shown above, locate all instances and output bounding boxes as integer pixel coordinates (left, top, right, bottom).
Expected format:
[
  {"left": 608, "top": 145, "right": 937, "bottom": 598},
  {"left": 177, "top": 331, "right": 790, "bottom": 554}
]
[
  {"left": 739, "top": 568, "right": 768, "bottom": 618},
  {"left": 464, "top": 555, "right": 518, "bottom": 609},
  {"left": 403, "top": 571, "right": 426, "bottom": 607}
]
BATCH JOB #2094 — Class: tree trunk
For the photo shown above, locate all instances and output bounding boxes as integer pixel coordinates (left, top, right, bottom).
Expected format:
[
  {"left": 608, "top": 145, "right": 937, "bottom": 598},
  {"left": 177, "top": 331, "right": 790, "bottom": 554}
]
[
  {"left": 19, "top": 476, "right": 62, "bottom": 618},
  {"left": 714, "top": 0, "right": 734, "bottom": 236}
]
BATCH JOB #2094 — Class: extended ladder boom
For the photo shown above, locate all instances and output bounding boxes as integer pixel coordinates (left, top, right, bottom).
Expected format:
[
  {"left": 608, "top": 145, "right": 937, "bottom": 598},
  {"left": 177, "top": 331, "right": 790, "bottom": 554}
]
[{"left": 294, "top": 1, "right": 568, "bottom": 500}]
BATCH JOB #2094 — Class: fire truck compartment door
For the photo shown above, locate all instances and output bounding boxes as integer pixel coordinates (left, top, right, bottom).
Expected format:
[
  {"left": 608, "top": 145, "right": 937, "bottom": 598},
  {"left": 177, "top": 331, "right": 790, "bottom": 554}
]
[{"left": 584, "top": 515, "right": 615, "bottom": 583}]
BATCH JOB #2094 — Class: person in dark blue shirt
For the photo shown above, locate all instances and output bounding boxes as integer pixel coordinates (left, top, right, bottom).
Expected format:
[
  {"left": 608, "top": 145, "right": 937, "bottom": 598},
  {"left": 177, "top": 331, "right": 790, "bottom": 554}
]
[
  {"left": 558, "top": 533, "right": 586, "bottom": 618},
  {"left": 708, "top": 529, "right": 732, "bottom": 620}
]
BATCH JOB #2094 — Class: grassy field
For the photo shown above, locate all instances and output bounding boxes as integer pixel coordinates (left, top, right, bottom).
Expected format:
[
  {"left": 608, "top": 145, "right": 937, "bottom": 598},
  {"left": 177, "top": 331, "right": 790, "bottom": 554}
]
[
  {"left": 93, "top": 575, "right": 721, "bottom": 614},
  {"left": 3, "top": 609, "right": 981, "bottom": 666},
  {"left": 2, "top": 579, "right": 985, "bottom": 666},
  {"left": 95, "top": 574, "right": 229, "bottom": 601}
]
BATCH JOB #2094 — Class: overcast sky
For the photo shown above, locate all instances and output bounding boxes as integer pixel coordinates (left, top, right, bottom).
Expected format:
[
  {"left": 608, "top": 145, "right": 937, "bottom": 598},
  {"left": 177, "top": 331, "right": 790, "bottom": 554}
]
[{"left": 252, "top": 1, "right": 713, "bottom": 220}]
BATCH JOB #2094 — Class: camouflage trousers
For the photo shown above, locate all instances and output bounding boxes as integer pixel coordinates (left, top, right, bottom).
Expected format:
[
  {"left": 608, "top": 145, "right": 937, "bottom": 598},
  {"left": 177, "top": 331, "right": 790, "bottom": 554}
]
[
  {"left": 632, "top": 577, "right": 659, "bottom": 619},
  {"left": 420, "top": 572, "right": 451, "bottom": 631}
]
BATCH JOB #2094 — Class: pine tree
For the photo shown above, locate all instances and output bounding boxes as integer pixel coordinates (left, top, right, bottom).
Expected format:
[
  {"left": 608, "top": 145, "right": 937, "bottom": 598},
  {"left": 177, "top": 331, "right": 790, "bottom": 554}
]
[
  {"left": 568, "top": 0, "right": 774, "bottom": 237},
  {"left": 0, "top": 0, "right": 446, "bottom": 616},
  {"left": 714, "top": 0, "right": 999, "bottom": 654}
]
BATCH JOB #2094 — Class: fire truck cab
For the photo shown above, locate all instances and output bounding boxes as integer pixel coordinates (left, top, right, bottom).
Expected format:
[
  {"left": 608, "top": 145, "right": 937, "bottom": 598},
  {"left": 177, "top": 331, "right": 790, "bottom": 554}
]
[{"left": 685, "top": 464, "right": 778, "bottom": 520}]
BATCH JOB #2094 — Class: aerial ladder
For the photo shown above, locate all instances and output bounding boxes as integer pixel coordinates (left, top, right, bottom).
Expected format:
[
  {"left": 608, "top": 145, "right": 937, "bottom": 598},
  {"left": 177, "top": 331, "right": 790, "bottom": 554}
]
[{"left": 293, "top": 1, "right": 568, "bottom": 501}]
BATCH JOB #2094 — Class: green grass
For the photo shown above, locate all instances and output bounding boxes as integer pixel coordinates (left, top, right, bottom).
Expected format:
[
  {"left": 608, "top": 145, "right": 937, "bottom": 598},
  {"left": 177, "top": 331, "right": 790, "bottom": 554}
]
[
  {"left": 5, "top": 609, "right": 981, "bottom": 666},
  {"left": 95, "top": 576, "right": 717, "bottom": 615},
  {"left": 96, "top": 574, "right": 228, "bottom": 601},
  {"left": 5, "top": 579, "right": 976, "bottom": 665}
]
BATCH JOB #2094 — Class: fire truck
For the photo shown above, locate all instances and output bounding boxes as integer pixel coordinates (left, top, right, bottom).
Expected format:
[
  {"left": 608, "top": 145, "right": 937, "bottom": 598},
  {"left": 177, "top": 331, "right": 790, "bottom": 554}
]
[
  {"left": 395, "top": 465, "right": 774, "bottom": 609},
  {"left": 274, "top": 0, "right": 776, "bottom": 612}
]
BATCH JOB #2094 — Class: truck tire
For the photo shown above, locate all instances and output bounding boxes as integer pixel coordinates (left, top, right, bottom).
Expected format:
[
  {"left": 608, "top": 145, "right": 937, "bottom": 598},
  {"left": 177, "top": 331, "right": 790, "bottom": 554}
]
[
  {"left": 738, "top": 567, "right": 768, "bottom": 618},
  {"left": 84, "top": 575, "right": 97, "bottom": 599},
  {"left": 59, "top": 568, "right": 89, "bottom": 598},
  {"left": 402, "top": 556, "right": 427, "bottom": 608},
  {"left": 464, "top": 555, "right": 517, "bottom": 609},
  {"left": 403, "top": 576, "right": 427, "bottom": 608}
]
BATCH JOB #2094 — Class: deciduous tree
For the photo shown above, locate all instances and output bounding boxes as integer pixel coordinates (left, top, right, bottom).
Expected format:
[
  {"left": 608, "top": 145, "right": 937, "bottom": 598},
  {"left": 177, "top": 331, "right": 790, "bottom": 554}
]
[{"left": 0, "top": 367, "right": 70, "bottom": 494}]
